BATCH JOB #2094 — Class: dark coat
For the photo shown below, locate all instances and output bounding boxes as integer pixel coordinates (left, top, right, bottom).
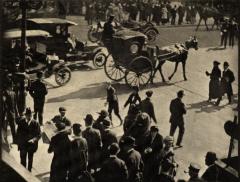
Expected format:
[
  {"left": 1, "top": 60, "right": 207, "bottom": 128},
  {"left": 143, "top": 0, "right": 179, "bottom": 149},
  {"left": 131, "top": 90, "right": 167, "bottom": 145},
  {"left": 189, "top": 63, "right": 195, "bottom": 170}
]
[
  {"left": 143, "top": 133, "right": 163, "bottom": 158},
  {"left": 124, "top": 92, "right": 141, "bottom": 108},
  {"left": 16, "top": 118, "right": 41, "bottom": 152},
  {"left": 202, "top": 164, "right": 219, "bottom": 182},
  {"left": 102, "top": 21, "right": 115, "bottom": 40},
  {"left": 208, "top": 67, "right": 221, "bottom": 99},
  {"left": 170, "top": 98, "right": 186, "bottom": 124},
  {"left": 107, "top": 86, "right": 118, "bottom": 103},
  {"left": 69, "top": 136, "right": 88, "bottom": 180},
  {"left": 220, "top": 69, "right": 235, "bottom": 96},
  {"left": 99, "top": 156, "right": 128, "bottom": 182},
  {"left": 141, "top": 98, "right": 157, "bottom": 123},
  {"left": 119, "top": 149, "right": 144, "bottom": 182},
  {"left": 52, "top": 115, "right": 72, "bottom": 126},
  {"left": 48, "top": 132, "right": 71, "bottom": 182},
  {"left": 29, "top": 79, "right": 48, "bottom": 99}
]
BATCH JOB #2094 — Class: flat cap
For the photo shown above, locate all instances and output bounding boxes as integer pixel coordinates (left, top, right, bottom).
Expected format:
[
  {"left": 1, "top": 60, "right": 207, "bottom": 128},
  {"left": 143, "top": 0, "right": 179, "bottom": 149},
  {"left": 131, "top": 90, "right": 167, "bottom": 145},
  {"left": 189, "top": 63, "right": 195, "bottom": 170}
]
[
  {"left": 97, "top": 109, "right": 108, "bottom": 117},
  {"left": 59, "top": 107, "right": 66, "bottom": 111},
  {"left": 213, "top": 60, "right": 220, "bottom": 65}
]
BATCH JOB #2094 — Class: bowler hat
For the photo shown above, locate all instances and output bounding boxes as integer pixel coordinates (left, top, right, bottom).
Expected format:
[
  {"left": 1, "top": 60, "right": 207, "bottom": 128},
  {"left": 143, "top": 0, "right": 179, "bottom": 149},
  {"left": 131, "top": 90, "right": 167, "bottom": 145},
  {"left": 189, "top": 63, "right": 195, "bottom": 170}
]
[
  {"left": 223, "top": 61, "right": 229, "bottom": 67},
  {"left": 97, "top": 110, "right": 108, "bottom": 117},
  {"left": 213, "top": 60, "right": 220, "bottom": 65},
  {"left": 59, "top": 107, "right": 66, "bottom": 112},
  {"left": 25, "top": 107, "right": 32, "bottom": 115},
  {"left": 84, "top": 114, "right": 94, "bottom": 122},
  {"left": 72, "top": 123, "right": 82, "bottom": 134},
  {"left": 122, "top": 136, "right": 136, "bottom": 146},
  {"left": 108, "top": 143, "right": 120, "bottom": 154},
  {"left": 188, "top": 163, "right": 201, "bottom": 173},
  {"left": 146, "top": 90, "right": 153, "bottom": 97}
]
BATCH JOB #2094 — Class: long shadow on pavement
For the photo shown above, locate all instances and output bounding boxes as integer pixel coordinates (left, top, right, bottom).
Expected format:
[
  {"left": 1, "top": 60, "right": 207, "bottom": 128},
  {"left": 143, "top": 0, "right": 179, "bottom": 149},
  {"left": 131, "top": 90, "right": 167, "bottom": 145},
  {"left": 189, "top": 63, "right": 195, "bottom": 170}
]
[
  {"left": 206, "top": 47, "right": 226, "bottom": 51},
  {"left": 46, "top": 81, "right": 174, "bottom": 103}
]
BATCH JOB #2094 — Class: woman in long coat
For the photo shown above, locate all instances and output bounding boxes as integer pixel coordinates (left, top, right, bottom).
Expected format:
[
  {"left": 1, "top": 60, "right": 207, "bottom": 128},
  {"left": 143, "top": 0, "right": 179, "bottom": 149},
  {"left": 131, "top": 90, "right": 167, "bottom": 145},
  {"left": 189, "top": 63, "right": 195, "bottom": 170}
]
[{"left": 206, "top": 61, "right": 221, "bottom": 102}]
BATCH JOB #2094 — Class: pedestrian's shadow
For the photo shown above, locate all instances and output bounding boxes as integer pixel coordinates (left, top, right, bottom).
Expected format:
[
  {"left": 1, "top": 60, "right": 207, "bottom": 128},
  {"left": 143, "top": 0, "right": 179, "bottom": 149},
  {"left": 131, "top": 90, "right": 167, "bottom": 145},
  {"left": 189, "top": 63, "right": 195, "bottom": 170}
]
[
  {"left": 36, "top": 171, "right": 50, "bottom": 182},
  {"left": 206, "top": 47, "right": 226, "bottom": 52},
  {"left": 68, "top": 64, "right": 100, "bottom": 72},
  {"left": 187, "top": 100, "right": 227, "bottom": 113}
]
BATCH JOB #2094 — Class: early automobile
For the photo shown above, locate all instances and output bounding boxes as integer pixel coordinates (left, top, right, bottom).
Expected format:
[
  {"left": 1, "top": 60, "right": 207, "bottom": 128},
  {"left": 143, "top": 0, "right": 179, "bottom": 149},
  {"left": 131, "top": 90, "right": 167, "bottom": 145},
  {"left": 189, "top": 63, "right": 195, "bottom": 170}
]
[
  {"left": 88, "top": 20, "right": 159, "bottom": 43},
  {"left": 103, "top": 29, "right": 198, "bottom": 87},
  {"left": 3, "top": 29, "right": 72, "bottom": 86},
  {"left": 12, "top": 18, "right": 107, "bottom": 68}
]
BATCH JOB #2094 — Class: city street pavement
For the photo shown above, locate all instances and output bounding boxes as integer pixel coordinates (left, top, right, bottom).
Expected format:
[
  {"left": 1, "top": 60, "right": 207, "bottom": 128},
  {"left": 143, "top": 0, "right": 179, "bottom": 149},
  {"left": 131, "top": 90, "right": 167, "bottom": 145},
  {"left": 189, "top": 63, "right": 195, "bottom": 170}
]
[{"left": 8, "top": 17, "right": 238, "bottom": 181}]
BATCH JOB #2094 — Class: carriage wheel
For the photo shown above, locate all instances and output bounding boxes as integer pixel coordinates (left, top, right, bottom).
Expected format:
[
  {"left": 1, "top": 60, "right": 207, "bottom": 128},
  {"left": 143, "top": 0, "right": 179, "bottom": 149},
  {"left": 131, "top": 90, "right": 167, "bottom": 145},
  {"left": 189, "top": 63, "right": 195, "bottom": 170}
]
[
  {"left": 125, "top": 56, "right": 153, "bottom": 87},
  {"left": 144, "top": 29, "right": 158, "bottom": 43},
  {"left": 55, "top": 67, "right": 71, "bottom": 86},
  {"left": 104, "top": 54, "right": 125, "bottom": 81},
  {"left": 92, "top": 51, "right": 106, "bottom": 69}
]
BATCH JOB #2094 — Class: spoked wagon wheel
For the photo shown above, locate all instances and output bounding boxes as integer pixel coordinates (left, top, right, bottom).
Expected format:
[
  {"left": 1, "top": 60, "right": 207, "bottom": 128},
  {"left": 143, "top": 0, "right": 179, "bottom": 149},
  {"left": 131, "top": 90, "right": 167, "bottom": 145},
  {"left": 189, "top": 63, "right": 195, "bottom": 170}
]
[
  {"left": 92, "top": 50, "right": 106, "bottom": 69},
  {"left": 55, "top": 67, "right": 71, "bottom": 86},
  {"left": 104, "top": 54, "right": 125, "bottom": 81},
  {"left": 125, "top": 56, "right": 153, "bottom": 87},
  {"left": 144, "top": 29, "right": 158, "bottom": 43}
]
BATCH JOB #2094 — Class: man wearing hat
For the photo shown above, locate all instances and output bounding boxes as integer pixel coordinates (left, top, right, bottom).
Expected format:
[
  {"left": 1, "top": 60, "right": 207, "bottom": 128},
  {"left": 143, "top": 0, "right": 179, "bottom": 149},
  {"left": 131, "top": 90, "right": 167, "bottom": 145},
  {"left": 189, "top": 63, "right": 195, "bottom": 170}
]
[
  {"left": 105, "top": 83, "right": 123, "bottom": 126},
  {"left": 202, "top": 152, "right": 219, "bottom": 181},
  {"left": 187, "top": 163, "right": 205, "bottom": 182},
  {"left": 94, "top": 109, "right": 112, "bottom": 130},
  {"left": 16, "top": 107, "right": 41, "bottom": 172},
  {"left": 48, "top": 122, "right": 71, "bottom": 182},
  {"left": 69, "top": 123, "right": 88, "bottom": 181},
  {"left": 98, "top": 143, "right": 128, "bottom": 182},
  {"left": 118, "top": 136, "right": 144, "bottom": 182},
  {"left": 124, "top": 86, "right": 141, "bottom": 113},
  {"left": 143, "top": 125, "right": 163, "bottom": 182},
  {"left": 82, "top": 114, "right": 102, "bottom": 172},
  {"left": 220, "top": 18, "right": 229, "bottom": 48},
  {"left": 141, "top": 90, "right": 157, "bottom": 123},
  {"left": 216, "top": 61, "right": 235, "bottom": 105},
  {"left": 102, "top": 15, "right": 115, "bottom": 49},
  {"left": 29, "top": 71, "right": 48, "bottom": 126},
  {"left": 206, "top": 61, "right": 221, "bottom": 103},
  {"left": 123, "top": 104, "right": 140, "bottom": 134},
  {"left": 51, "top": 107, "right": 72, "bottom": 127},
  {"left": 100, "top": 119, "right": 118, "bottom": 163},
  {"left": 169, "top": 90, "right": 186, "bottom": 147}
]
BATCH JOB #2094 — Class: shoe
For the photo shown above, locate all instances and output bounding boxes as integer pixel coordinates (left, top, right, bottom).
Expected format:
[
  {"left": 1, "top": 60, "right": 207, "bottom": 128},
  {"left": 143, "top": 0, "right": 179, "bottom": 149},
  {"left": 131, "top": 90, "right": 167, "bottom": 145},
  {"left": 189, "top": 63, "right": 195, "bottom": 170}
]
[{"left": 175, "top": 144, "right": 183, "bottom": 148}]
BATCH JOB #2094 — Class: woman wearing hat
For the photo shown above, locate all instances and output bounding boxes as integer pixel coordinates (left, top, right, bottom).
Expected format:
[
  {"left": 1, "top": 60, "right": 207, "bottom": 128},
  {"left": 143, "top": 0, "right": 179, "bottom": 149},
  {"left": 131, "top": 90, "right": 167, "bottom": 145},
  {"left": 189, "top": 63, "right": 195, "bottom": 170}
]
[{"left": 206, "top": 61, "right": 221, "bottom": 103}]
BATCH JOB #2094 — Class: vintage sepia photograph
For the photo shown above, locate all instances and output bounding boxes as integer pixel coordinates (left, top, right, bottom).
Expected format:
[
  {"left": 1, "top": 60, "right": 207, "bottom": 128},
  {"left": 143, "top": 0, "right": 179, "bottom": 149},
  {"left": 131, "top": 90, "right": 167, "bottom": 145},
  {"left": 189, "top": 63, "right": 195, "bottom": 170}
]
[{"left": 0, "top": 0, "right": 239, "bottom": 181}]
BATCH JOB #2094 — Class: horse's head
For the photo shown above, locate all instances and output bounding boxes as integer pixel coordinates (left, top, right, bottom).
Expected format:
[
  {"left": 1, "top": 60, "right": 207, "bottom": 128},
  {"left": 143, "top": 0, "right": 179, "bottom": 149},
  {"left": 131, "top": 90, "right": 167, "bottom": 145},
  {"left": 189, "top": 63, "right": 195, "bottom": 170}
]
[{"left": 185, "top": 36, "right": 198, "bottom": 50}]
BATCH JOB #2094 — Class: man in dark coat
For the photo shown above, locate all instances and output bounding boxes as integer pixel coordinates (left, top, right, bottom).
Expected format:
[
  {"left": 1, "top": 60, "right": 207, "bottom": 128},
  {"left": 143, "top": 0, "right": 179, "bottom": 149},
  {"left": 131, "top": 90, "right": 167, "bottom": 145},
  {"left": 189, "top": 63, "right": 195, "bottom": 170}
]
[
  {"left": 178, "top": 5, "right": 185, "bottom": 25},
  {"left": 3, "top": 78, "right": 19, "bottom": 143},
  {"left": 202, "top": 152, "right": 219, "bottom": 182},
  {"left": 119, "top": 136, "right": 144, "bottom": 182},
  {"left": 48, "top": 122, "right": 71, "bottom": 182},
  {"left": 171, "top": 5, "right": 177, "bottom": 25},
  {"left": 69, "top": 123, "right": 88, "bottom": 182},
  {"left": 228, "top": 19, "right": 238, "bottom": 47},
  {"left": 106, "top": 82, "right": 123, "bottom": 126},
  {"left": 124, "top": 86, "right": 141, "bottom": 113},
  {"left": 169, "top": 90, "right": 186, "bottom": 147},
  {"left": 220, "top": 19, "right": 229, "bottom": 48},
  {"left": 101, "top": 119, "right": 118, "bottom": 163},
  {"left": 29, "top": 71, "right": 48, "bottom": 126},
  {"left": 206, "top": 61, "right": 221, "bottom": 103},
  {"left": 98, "top": 143, "right": 128, "bottom": 182},
  {"left": 216, "top": 61, "right": 235, "bottom": 105},
  {"left": 143, "top": 126, "right": 163, "bottom": 182},
  {"left": 83, "top": 114, "right": 102, "bottom": 172},
  {"left": 102, "top": 15, "right": 115, "bottom": 50},
  {"left": 141, "top": 90, "right": 157, "bottom": 123},
  {"left": 16, "top": 107, "right": 41, "bottom": 172},
  {"left": 51, "top": 107, "right": 72, "bottom": 127},
  {"left": 123, "top": 104, "right": 140, "bottom": 134},
  {"left": 93, "top": 109, "right": 111, "bottom": 131}
]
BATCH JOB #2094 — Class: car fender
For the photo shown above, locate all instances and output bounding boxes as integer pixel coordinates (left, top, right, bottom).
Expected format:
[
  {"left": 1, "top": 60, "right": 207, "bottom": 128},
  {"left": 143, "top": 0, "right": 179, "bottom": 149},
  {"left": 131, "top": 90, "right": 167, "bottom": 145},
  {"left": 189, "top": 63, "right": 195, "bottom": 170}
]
[
  {"left": 52, "top": 62, "right": 68, "bottom": 72},
  {"left": 93, "top": 47, "right": 109, "bottom": 56}
]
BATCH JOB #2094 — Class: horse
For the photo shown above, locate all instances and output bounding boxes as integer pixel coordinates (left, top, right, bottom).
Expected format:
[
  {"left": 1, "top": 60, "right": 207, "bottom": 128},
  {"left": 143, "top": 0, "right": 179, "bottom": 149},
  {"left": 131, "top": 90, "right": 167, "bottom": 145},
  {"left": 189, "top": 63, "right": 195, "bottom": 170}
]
[
  {"left": 195, "top": 5, "right": 222, "bottom": 31},
  {"left": 152, "top": 36, "right": 198, "bottom": 83}
]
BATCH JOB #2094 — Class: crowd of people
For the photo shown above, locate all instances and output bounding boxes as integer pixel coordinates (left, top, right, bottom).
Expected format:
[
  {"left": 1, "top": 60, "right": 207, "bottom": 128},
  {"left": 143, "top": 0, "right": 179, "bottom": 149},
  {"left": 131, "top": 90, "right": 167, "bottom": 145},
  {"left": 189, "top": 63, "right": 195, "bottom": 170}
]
[
  {"left": 2, "top": 66, "right": 230, "bottom": 182},
  {"left": 83, "top": 0, "right": 199, "bottom": 26}
]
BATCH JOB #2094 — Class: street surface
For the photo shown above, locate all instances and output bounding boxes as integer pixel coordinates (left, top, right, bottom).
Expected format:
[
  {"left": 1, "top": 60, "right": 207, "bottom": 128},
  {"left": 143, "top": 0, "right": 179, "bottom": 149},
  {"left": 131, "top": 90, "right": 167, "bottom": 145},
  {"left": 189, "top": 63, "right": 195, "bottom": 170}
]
[{"left": 9, "top": 16, "right": 238, "bottom": 181}]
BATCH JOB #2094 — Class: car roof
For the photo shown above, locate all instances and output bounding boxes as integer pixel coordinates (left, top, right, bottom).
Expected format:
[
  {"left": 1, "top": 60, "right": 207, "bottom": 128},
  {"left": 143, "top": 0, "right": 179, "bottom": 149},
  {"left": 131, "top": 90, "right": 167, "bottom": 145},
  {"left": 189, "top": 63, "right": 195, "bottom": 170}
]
[
  {"left": 27, "top": 18, "right": 78, "bottom": 26},
  {"left": 4, "top": 29, "right": 51, "bottom": 39},
  {"left": 114, "top": 29, "right": 147, "bottom": 40}
]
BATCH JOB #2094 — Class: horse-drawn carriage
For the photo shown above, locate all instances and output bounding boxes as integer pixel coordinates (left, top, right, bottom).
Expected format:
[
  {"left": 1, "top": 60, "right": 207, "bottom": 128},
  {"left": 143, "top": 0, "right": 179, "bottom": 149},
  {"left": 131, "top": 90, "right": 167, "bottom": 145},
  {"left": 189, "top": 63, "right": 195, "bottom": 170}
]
[{"left": 103, "top": 29, "right": 198, "bottom": 87}]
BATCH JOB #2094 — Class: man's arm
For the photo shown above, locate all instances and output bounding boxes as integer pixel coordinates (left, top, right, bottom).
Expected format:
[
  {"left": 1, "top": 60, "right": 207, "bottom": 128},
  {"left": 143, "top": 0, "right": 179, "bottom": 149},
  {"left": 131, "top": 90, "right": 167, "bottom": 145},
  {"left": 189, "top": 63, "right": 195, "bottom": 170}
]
[{"left": 150, "top": 103, "right": 157, "bottom": 123}]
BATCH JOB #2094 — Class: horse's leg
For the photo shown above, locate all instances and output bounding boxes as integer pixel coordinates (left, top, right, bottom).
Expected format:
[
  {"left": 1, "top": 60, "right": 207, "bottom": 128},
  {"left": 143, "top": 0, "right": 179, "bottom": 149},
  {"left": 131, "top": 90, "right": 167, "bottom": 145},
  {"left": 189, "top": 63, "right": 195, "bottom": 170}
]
[
  {"left": 182, "top": 59, "right": 187, "bottom": 81},
  {"left": 204, "top": 18, "right": 209, "bottom": 31},
  {"left": 151, "top": 67, "right": 158, "bottom": 84},
  {"left": 195, "top": 17, "right": 202, "bottom": 31},
  {"left": 158, "top": 62, "right": 166, "bottom": 82},
  {"left": 168, "top": 62, "right": 179, "bottom": 80}
]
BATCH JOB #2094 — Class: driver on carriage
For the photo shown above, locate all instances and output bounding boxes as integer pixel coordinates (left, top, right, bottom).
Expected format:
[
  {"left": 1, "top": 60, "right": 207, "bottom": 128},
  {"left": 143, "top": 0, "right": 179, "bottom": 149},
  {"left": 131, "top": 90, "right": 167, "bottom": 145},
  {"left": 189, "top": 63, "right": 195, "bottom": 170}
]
[{"left": 102, "top": 15, "right": 115, "bottom": 52}]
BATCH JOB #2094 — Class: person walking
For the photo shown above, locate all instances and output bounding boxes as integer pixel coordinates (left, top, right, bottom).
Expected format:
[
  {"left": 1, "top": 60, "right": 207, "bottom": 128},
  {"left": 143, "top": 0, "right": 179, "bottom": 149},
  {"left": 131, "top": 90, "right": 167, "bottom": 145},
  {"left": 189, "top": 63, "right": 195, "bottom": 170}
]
[
  {"left": 220, "top": 19, "right": 229, "bottom": 48},
  {"left": 119, "top": 136, "right": 144, "bottom": 182},
  {"left": 143, "top": 125, "right": 163, "bottom": 182},
  {"left": 202, "top": 152, "right": 219, "bottom": 182},
  {"left": 106, "top": 82, "right": 123, "bottom": 126},
  {"left": 48, "top": 122, "right": 71, "bottom": 182},
  {"left": 98, "top": 143, "right": 128, "bottom": 182},
  {"left": 141, "top": 90, "right": 157, "bottom": 123},
  {"left": 216, "top": 61, "right": 235, "bottom": 105},
  {"left": 29, "top": 71, "right": 48, "bottom": 126},
  {"left": 228, "top": 18, "right": 238, "bottom": 47},
  {"left": 124, "top": 86, "right": 141, "bottom": 113},
  {"left": 69, "top": 123, "right": 88, "bottom": 182},
  {"left": 206, "top": 61, "right": 221, "bottom": 104},
  {"left": 169, "top": 90, "right": 186, "bottom": 147},
  {"left": 82, "top": 114, "right": 102, "bottom": 172},
  {"left": 171, "top": 5, "right": 177, "bottom": 25},
  {"left": 16, "top": 107, "right": 41, "bottom": 172},
  {"left": 178, "top": 5, "right": 185, "bottom": 25},
  {"left": 3, "top": 78, "right": 19, "bottom": 143}
]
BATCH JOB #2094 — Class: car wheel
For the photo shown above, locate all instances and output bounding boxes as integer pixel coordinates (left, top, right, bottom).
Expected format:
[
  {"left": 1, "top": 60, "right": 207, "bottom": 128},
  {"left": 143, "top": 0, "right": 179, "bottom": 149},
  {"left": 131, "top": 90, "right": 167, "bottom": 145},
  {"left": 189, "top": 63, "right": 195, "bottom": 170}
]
[
  {"left": 55, "top": 67, "right": 71, "bottom": 86},
  {"left": 92, "top": 51, "right": 106, "bottom": 69}
]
